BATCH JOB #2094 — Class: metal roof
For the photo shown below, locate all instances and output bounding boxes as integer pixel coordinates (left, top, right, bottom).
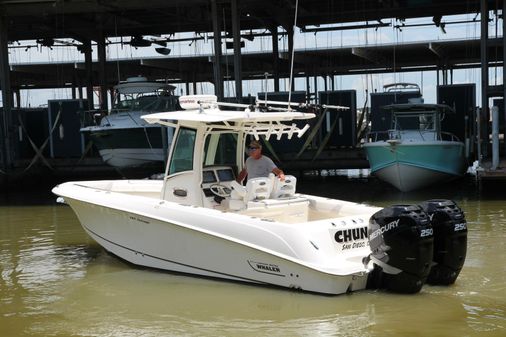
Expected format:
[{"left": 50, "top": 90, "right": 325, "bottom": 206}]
[
  {"left": 6, "top": 38, "right": 501, "bottom": 90},
  {"left": 0, "top": 1, "right": 486, "bottom": 41},
  {"left": 0, "top": 0, "right": 501, "bottom": 92}
]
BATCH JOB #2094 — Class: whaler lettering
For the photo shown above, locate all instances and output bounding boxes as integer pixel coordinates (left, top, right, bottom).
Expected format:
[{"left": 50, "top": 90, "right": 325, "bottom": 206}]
[
  {"left": 370, "top": 219, "right": 400, "bottom": 240},
  {"left": 256, "top": 264, "right": 280, "bottom": 273},
  {"left": 248, "top": 260, "right": 283, "bottom": 275},
  {"left": 334, "top": 227, "right": 368, "bottom": 243}
]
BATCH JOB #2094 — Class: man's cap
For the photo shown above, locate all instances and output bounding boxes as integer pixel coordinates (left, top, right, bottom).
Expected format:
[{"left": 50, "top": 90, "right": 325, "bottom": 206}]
[{"left": 249, "top": 140, "right": 262, "bottom": 148}]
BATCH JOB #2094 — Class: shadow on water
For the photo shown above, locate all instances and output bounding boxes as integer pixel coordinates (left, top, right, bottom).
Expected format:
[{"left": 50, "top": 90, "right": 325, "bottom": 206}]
[
  {"left": 0, "top": 169, "right": 122, "bottom": 206},
  {"left": 2, "top": 169, "right": 506, "bottom": 206},
  {"left": 298, "top": 173, "right": 506, "bottom": 205}
]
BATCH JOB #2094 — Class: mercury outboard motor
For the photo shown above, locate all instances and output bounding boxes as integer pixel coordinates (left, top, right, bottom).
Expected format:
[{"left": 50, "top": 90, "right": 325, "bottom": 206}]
[
  {"left": 366, "top": 205, "right": 434, "bottom": 293},
  {"left": 420, "top": 199, "right": 467, "bottom": 285}
]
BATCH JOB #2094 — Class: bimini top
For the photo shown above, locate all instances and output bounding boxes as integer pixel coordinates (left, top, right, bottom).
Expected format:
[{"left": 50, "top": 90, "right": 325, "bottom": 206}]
[
  {"left": 114, "top": 76, "right": 176, "bottom": 95},
  {"left": 141, "top": 95, "right": 316, "bottom": 125},
  {"left": 382, "top": 103, "right": 455, "bottom": 114}
]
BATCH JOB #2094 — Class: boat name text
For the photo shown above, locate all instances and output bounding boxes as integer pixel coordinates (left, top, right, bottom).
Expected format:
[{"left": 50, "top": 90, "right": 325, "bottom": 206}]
[{"left": 334, "top": 227, "right": 368, "bottom": 243}]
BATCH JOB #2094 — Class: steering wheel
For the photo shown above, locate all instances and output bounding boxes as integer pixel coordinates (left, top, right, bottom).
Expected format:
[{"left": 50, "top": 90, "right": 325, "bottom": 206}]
[{"left": 209, "top": 184, "right": 231, "bottom": 198}]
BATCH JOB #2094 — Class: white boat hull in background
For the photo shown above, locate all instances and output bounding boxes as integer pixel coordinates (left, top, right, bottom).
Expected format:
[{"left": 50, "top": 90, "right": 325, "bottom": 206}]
[{"left": 99, "top": 148, "right": 164, "bottom": 167}]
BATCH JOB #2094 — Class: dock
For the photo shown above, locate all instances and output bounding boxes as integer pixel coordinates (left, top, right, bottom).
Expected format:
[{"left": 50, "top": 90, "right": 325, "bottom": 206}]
[{"left": 2, "top": 1, "right": 506, "bottom": 187}]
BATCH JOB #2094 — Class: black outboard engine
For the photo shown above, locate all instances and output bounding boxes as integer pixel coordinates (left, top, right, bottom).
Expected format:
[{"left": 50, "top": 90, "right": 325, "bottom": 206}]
[
  {"left": 366, "top": 205, "right": 434, "bottom": 293},
  {"left": 420, "top": 199, "right": 467, "bottom": 285}
]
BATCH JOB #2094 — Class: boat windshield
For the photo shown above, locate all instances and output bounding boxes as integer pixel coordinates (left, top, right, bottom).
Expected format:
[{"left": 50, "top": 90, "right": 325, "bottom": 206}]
[
  {"left": 168, "top": 127, "right": 196, "bottom": 175},
  {"left": 393, "top": 112, "right": 437, "bottom": 131},
  {"left": 203, "top": 132, "right": 238, "bottom": 167}
]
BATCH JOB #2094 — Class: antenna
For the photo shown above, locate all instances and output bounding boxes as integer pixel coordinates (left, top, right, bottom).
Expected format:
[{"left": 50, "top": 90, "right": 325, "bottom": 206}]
[{"left": 287, "top": 0, "right": 299, "bottom": 108}]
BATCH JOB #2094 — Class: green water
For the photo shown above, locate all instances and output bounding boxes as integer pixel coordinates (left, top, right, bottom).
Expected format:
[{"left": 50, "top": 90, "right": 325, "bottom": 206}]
[{"left": 0, "top": 177, "right": 505, "bottom": 336}]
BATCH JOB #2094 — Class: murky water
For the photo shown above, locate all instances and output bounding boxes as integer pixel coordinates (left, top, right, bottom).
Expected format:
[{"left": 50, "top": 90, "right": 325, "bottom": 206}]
[{"left": 1, "top": 177, "right": 505, "bottom": 337}]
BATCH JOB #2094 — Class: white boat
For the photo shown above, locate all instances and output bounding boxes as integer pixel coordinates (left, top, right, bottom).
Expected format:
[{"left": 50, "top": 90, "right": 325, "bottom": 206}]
[
  {"left": 81, "top": 76, "right": 179, "bottom": 168},
  {"left": 53, "top": 95, "right": 467, "bottom": 295}
]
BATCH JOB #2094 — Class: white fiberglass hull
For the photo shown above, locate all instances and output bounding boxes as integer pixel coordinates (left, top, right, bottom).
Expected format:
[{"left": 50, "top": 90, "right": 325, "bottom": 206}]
[
  {"left": 98, "top": 148, "right": 164, "bottom": 167},
  {"left": 53, "top": 180, "right": 379, "bottom": 295}
]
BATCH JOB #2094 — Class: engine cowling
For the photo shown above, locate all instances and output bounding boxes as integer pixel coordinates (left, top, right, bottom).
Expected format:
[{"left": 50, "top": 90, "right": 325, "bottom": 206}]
[
  {"left": 366, "top": 205, "right": 434, "bottom": 293},
  {"left": 419, "top": 199, "right": 467, "bottom": 285}
]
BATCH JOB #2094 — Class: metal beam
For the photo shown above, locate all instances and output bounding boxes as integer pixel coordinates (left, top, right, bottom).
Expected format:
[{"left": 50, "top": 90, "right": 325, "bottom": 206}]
[
  {"left": 504, "top": 0, "right": 506, "bottom": 158},
  {"left": 0, "top": 16, "right": 13, "bottom": 169},
  {"left": 480, "top": 0, "right": 489, "bottom": 158},
  {"left": 352, "top": 47, "right": 388, "bottom": 65},
  {"left": 211, "top": 0, "right": 223, "bottom": 100},
  {"left": 97, "top": 27, "right": 108, "bottom": 110},
  {"left": 272, "top": 26, "right": 280, "bottom": 92},
  {"left": 83, "top": 39, "right": 94, "bottom": 110},
  {"left": 428, "top": 42, "right": 447, "bottom": 59},
  {"left": 231, "top": 0, "right": 242, "bottom": 101}
]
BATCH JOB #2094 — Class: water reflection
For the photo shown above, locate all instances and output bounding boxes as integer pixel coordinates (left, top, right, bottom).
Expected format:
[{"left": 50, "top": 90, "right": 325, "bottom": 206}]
[{"left": 1, "top": 178, "right": 506, "bottom": 336}]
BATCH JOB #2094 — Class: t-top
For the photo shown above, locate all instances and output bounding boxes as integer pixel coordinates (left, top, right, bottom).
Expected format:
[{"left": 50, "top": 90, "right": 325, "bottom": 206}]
[{"left": 245, "top": 155, "right": 276, "bottom": 179}]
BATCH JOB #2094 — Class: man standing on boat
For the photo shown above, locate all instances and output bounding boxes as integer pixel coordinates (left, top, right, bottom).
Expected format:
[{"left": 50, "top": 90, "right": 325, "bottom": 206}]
[{"left": 237, "top": 140, "right": 285, "bottom": 183}]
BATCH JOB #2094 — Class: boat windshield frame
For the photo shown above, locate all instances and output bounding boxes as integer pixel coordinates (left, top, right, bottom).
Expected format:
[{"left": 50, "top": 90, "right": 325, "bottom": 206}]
[{"left": 391, "top": 110, "right": 440, "bottom": 132}]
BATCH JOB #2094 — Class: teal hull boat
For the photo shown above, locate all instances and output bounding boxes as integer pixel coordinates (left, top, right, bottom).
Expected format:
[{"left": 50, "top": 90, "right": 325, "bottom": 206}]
[
  {"left": 364, "top": 98, "right": 467, "bottom": 192},
  {"left": 364, "top": 140, "right": 466, "bottom": 192}
]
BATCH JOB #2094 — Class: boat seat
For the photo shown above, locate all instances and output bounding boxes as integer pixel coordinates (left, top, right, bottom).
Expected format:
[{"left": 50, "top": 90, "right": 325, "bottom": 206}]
[
  {"left": 223, "top": 178, "right": 273, "bottom": 211},
  {"left": 245, "top": 177, "right": 273, "bottom": 201},
  {"left": 270, "top": 175, "right": 297, "bottom": 199},
  {"left": 229, "top": 180, "right": 246, "bottom": 199},
  {"left": 224, "top": 180, "right": 247, "bottom": 211}
]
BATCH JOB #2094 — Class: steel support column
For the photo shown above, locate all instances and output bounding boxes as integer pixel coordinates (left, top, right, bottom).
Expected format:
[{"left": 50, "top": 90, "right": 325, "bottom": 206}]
[
  {"left": 231, "top": 0, "right": 242, "bottom": 101},
  {"left": 503, "top": 0, "right": 506, "bottom": 158},
  {"left": 480, "top": 0, "right": 489, "bottom": 158},
  {"left": 314, "top": 75, "right": 318, "bottom": 104},
  {"left": 0, "top": 16, "right": 13, "bottom": 168},
  {"left": 211, "top": 0, "right": 223, "bottom": 100},
  {"left": 14, "top": 90, "right": 21, "bottom": 109},
  {"left": 272, "top": 26, "right": 280, "bottom": 92},
  {"left": 97, "top": 34, "right": 108, "bottom": 110},
  {"left": 287, "top": 25, "right": 294, "bottom": 92},
  {"left": 83, "top": 40, "right": 94, "bottom": 110}
]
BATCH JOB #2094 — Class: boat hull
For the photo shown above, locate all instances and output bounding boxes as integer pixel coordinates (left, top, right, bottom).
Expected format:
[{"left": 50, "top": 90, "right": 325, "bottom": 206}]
[
  {"left": 364, "top": 141, "right": 466, "bottom": 192},
  {"left": 53, "top": 181, "right": 375, "bottom": 295},
  {"left": 87, "top": 126, "right": 165, "bottom": 167},
  {"left": 97, "top": 148, "right": 164, "bottom": 167}
]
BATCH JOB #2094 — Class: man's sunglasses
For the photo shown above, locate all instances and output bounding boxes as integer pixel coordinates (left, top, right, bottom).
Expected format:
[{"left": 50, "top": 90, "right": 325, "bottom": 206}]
[{"left": 248, "top": 147, "right": 259, "bottom": 151}]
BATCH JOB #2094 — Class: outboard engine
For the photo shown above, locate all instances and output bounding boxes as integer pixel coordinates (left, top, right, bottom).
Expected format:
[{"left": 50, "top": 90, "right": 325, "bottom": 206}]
[
  {"left": 420, "top": 199, "right": 467, "bottom": 285},
  {"left": 366, "top": 205, "right": 434, "bottom": 293}
]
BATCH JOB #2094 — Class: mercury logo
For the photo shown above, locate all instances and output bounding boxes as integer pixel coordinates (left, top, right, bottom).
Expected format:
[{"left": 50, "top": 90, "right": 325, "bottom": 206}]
[
  {"left": 334, "top": 227, "right": 368, "bottom": 243},
  {"left": 370, "top": 219, "right": 400, "bottom": 240}
]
